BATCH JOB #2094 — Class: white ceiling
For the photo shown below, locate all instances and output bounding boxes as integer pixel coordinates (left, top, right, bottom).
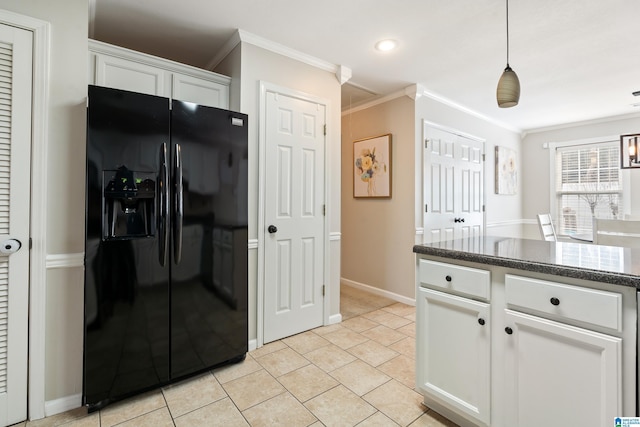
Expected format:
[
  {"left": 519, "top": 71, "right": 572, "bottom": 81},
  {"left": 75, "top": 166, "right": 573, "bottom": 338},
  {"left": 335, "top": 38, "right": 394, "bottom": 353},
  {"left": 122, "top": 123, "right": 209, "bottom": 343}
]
[{"left": 90, "top": 0, "right": 640, "bottom": 132}]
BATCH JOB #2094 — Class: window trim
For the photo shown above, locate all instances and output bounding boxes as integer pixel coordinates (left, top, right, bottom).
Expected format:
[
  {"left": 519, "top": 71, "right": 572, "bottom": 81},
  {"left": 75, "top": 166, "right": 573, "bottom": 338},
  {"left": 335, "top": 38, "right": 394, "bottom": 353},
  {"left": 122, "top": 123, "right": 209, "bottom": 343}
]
[{"left": 548, "top": 135, "right": 630, "bottom": 236}]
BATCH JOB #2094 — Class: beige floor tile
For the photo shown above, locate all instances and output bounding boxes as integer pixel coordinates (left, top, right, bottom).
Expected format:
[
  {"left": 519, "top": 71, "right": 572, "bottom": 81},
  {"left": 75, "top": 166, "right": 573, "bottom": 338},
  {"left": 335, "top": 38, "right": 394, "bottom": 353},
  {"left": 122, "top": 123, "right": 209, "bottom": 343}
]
[
  {"left": 397, "top": 321, "right": 416, "bottom": 337},
  {"left": 357, "top": 411, "right": 401, "bottom": 426},
  {"left": 162, "top": 371, "right": 226, "bottom": 418},
  {"left": 222, "top": 369, "right": 285, "bottom": 411},
  {"left": 282, "top": 331, "right": 330, "bottom": 354},
  {"left": 330, "top": 360, "right": 391, "bottom": 396},
  {"left": 304, "top": 344, "right": 357, "bottom": 372},
  {"left": 99, "top": 390, "right": 166, "bottom": 427},
  {"left": 408, "top": 410, "right": 460, "bottom": 427},
  {"left": 348, "top": 340, "right": 399, "bottom": 367},
  {"left": 213, "top": 354, "right": 262, "bottom": 384},
  {"left": 323, "top": 327, "right": 369, "bottom": 349},
  {"left": 51, "top": 413, "right": 99, "bottom": 427},
  {"left": 278, "top": 364, "right": 339, "bottom": 402},
  {"left": 242, "top": 392, "right": 317, "bottom": 426},
  {"left": 341, "top": 316, "right": 378, "bottom": 333},
  {"left": 362, "top": 310, "right": 412, "bottom": 329},
  {"left": 364, "top": 379, "right": 426, "bottom": 426},
  {"left": 255, "top": 347, "right": 310, "bottom": 377},
  {"left": 382, "top": 303, "right": 416, "bottom": 318},
  {"left": 389, "top": 336, "right": 416, "bottom": 359},
  {"left": 174, "top": 397, "right": 249, "bottom": 427},
  {"left": 404, "top": 312, "right": 416, "bottom": 322},
  {"left": 25, "top": 407, "right": 90, "bottom": 427},
  {"left": 249, "top": 340, "right": 287, "bottom": 358},
  {"left": 117, "top": 407, "right": 174, "bottom": 427},
  {"left": 378, "top": 355, "right": 416, "bottom": 389},
  {"left": 305, "top": 385, "right": 376, "bottom": 426},
  {"left": 361, "top": 324, "right": 406, "bottom": 346},
  {"left": 311, "top": 323, "right": 344, "bottom": 336}
]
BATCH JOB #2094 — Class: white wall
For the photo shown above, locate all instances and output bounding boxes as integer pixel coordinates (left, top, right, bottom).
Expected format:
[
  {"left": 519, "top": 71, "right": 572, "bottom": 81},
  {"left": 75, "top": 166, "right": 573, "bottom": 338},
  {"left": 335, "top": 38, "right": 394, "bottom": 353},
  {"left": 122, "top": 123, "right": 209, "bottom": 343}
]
[
  {"left": 522, "top": 115, "right": 640, "bottom": 236},
  {"left": 0, "top": 0, "right": 88, "bottom": 408}
]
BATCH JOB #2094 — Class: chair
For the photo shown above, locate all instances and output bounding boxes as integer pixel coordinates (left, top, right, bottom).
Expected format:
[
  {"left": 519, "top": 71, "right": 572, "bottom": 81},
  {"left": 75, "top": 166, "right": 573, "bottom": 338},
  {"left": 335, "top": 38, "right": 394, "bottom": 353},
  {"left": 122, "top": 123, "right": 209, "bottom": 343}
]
[
  {"left": 592, "top": 218, "right": 640, "bottom": 248},
  {"left": 537, "top": 213, "right": 557, "bottom": 241}
]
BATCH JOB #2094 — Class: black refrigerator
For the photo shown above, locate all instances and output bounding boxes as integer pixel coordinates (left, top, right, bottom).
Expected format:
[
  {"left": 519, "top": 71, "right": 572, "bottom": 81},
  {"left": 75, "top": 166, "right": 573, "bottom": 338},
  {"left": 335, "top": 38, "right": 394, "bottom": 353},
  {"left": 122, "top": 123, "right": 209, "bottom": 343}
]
[{"left": 83, "top": 85, "right": 248, "bottom": 411}]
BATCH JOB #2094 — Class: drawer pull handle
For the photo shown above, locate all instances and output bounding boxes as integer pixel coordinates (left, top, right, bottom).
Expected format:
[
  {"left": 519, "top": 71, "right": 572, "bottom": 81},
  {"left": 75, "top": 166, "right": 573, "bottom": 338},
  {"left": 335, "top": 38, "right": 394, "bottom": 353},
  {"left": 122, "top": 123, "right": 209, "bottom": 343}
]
[
  {"left": 478, "top": 318, "right": 486, "bottom": 326},
  {"left": 505, "top": 326, "right": 513, "bottom": 335},
  {"left": 445, "top": 275, "right": 452, "bottom": 282},
  {"left": 550, "top": 297, "right": 560, "bottom": 306}
]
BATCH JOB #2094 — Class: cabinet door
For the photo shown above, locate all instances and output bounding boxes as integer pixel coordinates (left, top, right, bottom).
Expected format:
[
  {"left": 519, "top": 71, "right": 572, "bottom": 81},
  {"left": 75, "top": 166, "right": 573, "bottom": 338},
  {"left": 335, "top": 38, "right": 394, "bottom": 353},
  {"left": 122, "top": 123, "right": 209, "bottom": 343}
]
[
  {"left": 417, "top": 287, "right": 490, "bottom": 425},
  {"left": 172, "top": 73, "right": 229, "bottom": 109},
  {"left": 503, "top": 309, "right": 621, "bottom": 426},
  {"left": 94, "top": 54, "right": 166, "bottom": 96}
]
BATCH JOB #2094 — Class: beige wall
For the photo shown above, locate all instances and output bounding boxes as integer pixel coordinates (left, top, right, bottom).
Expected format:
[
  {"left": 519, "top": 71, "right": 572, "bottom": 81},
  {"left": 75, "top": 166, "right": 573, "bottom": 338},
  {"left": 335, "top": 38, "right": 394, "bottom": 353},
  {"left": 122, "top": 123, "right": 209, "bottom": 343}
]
[
  {"left": 341, "top": 96, "right": 416, "bottom": 300},
  {"left": 0, "top": 0, "right": 88, "bottom": 405}
]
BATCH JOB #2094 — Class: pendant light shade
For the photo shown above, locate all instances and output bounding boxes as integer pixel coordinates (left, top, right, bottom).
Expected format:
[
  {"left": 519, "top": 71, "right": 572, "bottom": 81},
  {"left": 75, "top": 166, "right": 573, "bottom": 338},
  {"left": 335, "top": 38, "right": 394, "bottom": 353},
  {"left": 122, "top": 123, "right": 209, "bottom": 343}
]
[
  {"left": 496, "top": 0, "right": 520, "bottom": 108},
  {"left": 497, "top": 65, "right": 520, "bottom": 108}
]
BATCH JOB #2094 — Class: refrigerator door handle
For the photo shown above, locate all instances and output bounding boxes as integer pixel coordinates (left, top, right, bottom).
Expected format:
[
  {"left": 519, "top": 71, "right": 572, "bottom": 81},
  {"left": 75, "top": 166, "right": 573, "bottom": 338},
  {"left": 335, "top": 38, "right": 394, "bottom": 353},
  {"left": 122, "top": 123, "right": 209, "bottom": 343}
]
[
  {"left": 173, "top": 143, "right": 183, "bottom": 264},
  {"left": 158, "top": 143, "right": 169, "bottom": 266}
]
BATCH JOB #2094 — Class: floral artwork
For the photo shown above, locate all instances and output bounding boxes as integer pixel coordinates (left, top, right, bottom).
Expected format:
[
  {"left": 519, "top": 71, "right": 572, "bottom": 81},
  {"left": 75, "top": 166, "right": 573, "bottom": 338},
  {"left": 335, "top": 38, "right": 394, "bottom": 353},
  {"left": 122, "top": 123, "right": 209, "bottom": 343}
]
[
  {"left": 353, "top": 134, "right": 391, "bottom": 198},
  {"left": 495, "top": 145, "right": 517, "bottom": 195}
]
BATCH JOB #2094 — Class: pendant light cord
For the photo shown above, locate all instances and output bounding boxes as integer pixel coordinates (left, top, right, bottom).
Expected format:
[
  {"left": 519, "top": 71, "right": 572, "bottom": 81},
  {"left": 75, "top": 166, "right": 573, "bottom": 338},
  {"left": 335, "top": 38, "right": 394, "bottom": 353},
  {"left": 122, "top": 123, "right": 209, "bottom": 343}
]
[{"left": 505, "top": 0, "right": 510, "bottom": 66}]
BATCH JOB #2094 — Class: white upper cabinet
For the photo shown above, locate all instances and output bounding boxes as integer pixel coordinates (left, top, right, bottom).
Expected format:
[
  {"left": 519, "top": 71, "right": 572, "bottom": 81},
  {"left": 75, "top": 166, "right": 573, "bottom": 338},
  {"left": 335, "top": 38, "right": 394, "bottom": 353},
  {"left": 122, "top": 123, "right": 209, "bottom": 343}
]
[{"left": 89, "top": 40, "right": 230, "bottom": 109}]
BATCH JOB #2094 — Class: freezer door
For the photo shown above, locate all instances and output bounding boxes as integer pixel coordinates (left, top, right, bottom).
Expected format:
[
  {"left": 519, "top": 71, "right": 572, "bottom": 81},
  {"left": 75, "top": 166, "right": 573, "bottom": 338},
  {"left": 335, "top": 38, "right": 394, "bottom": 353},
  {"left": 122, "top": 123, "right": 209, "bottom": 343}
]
[
  {"left": 169, "top": 101, "right": 248, "bottom": 379},
  {"left": 84, "top": 85, "right": 171, "bottom": 409}
]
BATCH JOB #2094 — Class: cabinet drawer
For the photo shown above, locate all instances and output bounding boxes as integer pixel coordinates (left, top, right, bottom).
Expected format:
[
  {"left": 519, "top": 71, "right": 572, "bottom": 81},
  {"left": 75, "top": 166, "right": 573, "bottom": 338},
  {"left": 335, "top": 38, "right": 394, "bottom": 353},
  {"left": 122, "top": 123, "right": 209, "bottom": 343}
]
[
  {"left": 418, "top": 259, "right": 490, "bottom": 300},
  {"left": 505, "top": 274, "right": 622, "bottom": 332}
]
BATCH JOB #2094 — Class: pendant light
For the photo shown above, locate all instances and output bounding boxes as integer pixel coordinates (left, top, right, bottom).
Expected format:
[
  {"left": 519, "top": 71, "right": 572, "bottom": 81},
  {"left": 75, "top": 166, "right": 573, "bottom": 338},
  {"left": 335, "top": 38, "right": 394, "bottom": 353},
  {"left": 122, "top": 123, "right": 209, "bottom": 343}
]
[{"left": 496, "top": 0, "right": 520, "bottom": 108}]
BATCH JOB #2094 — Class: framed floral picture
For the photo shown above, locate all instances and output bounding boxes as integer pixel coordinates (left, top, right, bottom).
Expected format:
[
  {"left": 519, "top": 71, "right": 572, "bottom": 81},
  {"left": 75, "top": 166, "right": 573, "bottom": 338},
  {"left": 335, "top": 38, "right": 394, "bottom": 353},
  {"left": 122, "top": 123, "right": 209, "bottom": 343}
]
[
  {"left": 353, "top": 134, "right": 392, "bottom": 198},
  {"left": 495, "top": 145, "right": 517, "bottom": 195}
]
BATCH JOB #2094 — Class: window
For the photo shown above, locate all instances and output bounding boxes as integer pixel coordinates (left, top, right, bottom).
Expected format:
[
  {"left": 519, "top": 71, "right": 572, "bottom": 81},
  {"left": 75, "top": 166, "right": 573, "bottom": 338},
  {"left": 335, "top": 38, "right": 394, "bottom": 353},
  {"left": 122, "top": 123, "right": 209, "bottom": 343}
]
[{"left": 554, "top": 140, "right": 621, "bottom": 236}]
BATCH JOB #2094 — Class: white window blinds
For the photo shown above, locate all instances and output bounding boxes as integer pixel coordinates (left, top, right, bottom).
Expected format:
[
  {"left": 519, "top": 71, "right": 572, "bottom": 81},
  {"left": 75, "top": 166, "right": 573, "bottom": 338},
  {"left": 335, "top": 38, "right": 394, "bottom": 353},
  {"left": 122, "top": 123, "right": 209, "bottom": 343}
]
[{"left": 554, "top": 141, "right": 621, "bottom": 236}]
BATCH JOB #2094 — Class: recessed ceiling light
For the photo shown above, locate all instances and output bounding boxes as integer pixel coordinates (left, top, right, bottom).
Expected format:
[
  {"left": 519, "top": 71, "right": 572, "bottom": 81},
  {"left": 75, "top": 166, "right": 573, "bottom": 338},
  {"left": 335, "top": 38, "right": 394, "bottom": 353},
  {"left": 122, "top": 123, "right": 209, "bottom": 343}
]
[{"left": 375, "top": 39, "right": 397, "bottom": 52}]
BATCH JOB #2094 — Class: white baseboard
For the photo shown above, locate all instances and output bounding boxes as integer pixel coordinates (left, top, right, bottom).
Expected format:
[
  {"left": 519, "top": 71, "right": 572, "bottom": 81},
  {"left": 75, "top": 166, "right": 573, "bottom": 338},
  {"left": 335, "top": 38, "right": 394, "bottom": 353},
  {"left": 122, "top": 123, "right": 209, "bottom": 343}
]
[
  {"left": 248, "top": 339, "right": 257, "bottom": 352},
  {"left": 44, "top": 393, "right": 82, "bottom": 417},
  {"left": 341, "top": 278, "right": 416, "bottom": 306},
  {"left": 328, "top": 313, "right": 342, "bottom": 325}
]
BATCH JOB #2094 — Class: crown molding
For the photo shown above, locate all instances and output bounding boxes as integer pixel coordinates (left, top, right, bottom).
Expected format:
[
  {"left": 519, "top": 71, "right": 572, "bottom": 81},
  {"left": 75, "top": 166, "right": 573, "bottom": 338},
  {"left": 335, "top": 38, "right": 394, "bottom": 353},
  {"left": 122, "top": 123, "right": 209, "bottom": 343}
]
[{"left": 206, "top": 29, "right": 341, "bottom": 75}]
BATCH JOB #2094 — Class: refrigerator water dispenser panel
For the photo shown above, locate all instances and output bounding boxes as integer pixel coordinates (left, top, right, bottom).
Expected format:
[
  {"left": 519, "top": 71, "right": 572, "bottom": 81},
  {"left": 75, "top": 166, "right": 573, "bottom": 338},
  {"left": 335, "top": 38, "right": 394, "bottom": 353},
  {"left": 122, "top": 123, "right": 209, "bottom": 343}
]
[{"left": 103, "top": 165, "right": 156, "bottom": 239}]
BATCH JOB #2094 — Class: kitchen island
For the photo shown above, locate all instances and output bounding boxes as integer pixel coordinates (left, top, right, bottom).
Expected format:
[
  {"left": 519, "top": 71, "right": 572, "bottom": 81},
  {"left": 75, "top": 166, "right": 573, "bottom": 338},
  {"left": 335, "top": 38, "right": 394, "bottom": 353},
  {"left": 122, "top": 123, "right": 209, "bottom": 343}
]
[{"left": 414, "top": 236, "right": 638, "bottom": 427}]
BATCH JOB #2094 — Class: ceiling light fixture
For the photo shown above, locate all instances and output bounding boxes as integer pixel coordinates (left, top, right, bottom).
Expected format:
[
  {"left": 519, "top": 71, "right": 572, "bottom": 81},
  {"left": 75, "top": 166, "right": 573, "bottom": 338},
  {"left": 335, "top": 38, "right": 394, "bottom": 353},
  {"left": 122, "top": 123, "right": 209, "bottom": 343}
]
[
  {"left": 633, "top": 90, "right": 640, "bottom": 96},
  {"left": 375, "top": 39, "right": 397, "bottom": 52},
  {"left": 496, "top": 0, "right": 520, "bottom": 108}
]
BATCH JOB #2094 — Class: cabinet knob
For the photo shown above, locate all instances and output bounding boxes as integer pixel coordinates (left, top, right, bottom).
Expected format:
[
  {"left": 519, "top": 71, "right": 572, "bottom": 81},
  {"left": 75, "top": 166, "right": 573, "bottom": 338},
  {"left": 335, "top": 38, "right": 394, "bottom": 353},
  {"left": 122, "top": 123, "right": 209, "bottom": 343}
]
[
  {"left": 505, "top": 326, "right": 513, "bottom": 335},
  {"left": 268, "top": 225, "right": 278, "bottom": 234},
  {"left": 478, "top": 318, "right": 486, "bottom": 326},
  {"left": 445, "top": 275, "right": 452, "bottom": 282},
  {"left": 550, "top": 297, "right": 560, "bottom": 306}
]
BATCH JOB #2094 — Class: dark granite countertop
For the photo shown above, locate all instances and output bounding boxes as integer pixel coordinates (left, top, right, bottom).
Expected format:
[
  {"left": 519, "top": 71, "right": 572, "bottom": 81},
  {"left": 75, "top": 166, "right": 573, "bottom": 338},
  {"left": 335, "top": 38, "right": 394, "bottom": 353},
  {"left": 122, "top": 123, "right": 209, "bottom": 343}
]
[{"left": 414, "top": 236, "right": 640, "bottom": 289}]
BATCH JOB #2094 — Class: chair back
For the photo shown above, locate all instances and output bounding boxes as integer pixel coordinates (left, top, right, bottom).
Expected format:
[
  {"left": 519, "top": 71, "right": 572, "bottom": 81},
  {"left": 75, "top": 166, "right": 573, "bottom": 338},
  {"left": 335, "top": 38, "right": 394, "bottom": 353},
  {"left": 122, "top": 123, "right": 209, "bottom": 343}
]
[
  {"left": 592, "top": 218, "right": 640, "bottom": 248},
  {"left": 537, "top": 213, "right": 557, "bottom": 241}
]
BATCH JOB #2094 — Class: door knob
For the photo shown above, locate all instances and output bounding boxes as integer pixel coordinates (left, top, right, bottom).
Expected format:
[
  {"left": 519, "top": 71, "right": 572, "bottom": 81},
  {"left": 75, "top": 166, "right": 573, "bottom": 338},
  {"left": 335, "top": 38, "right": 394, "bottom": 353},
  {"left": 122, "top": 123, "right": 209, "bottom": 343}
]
[
  {"left": 0, "top": 238, "right": 21, "bottom": 254},
  {"left": 268, "top": 225, "right": 278, "bottom": 234}
]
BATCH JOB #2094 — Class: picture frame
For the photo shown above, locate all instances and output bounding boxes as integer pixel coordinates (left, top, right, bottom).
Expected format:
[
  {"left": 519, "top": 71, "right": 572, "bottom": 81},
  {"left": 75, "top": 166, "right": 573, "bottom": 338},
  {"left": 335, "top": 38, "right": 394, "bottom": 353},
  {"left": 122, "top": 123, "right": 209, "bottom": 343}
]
[
  {"left": 353, "top": 134, "right": 392, "bottom": 198},
  {"left": 620, "top": 133, "right": 640, "bottom": 169},
  {"left": 495, "top": 145, "right": 517, "bottom": 195}
]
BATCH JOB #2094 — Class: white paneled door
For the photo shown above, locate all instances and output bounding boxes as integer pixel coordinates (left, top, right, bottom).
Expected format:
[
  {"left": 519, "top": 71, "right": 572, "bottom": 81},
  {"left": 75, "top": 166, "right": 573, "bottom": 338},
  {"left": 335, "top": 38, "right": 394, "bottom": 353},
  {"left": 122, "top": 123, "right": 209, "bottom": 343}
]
[
  {"left": 0, "top": 23, "right": 33, "bottom": 427},
  {"left": 424, "top": 125, "right": 484, "bottom": 245},
  {"left": 263, "top": 89, "right": 325, "bottom": 343}
]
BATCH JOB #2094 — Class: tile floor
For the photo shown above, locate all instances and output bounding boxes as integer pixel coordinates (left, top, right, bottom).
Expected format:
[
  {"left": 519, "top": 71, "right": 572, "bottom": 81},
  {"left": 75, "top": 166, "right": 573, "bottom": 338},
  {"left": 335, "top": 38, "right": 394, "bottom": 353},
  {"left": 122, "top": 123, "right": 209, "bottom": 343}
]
[{"left": 15, "top": 285, "right": 458, "bottom": 427}]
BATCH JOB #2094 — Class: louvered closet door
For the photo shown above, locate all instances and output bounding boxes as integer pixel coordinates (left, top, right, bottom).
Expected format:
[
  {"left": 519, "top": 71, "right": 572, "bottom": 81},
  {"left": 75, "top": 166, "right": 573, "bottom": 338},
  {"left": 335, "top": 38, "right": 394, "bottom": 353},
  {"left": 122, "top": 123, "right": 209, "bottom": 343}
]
[{"left": 0, "top": 24, "right": 33, "bottom": 427}]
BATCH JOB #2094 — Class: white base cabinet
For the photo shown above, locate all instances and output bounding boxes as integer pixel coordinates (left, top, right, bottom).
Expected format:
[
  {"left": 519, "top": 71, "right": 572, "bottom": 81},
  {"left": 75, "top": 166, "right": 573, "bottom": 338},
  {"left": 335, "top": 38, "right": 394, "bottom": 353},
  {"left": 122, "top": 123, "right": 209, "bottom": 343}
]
[
  {"left": 89, "top": 39, "right": 230, "bottom": 109},
  {"left": 416, "top": 287, "right": 491, "bottom": 426},
  {"left": 503, "top": 309, "right": 621, "bottom": 427},
  {"left": 416, "top": 257, "right": 636, "bottom": 426}
]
